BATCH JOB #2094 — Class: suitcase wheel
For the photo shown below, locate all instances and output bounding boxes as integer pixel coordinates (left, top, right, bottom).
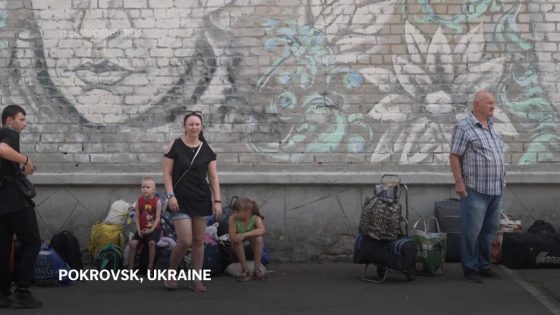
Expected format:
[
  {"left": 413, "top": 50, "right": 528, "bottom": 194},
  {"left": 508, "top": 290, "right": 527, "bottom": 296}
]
[
  {"left": 376, "top": 266, "right": 386, "bottom": 278},
  {"left": 405, "top": 267, "right": 416, "bottom": 281}
]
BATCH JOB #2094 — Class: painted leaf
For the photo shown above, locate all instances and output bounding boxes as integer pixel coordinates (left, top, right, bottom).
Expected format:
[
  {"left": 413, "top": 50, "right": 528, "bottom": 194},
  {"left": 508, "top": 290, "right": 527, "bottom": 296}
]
[
  {"left": 367, "top": 94, "right": 408, "bottom": 122},
  {"left": 426, "top": 27, "right": 454, "bottom": 83},
  {"left": 344, "top": 0, "right": 398, "bottom": 36},
  {"left": 455, "top": 23, "right": 485, "bottom": 66},
  {"left": 393, "top": 55, "right": 432, "bottom": 98},
  {"left": 454, "top": 58, "right": 504, "bottom": 96},
  {"left": 404, "top": 21, "right": 429, "bottom": 64},
  {"left": 361, "top": 67, "right": 398, "bottom": 92},
  {"left": 493, "top": 108, "right": 518, "bottom": 136},
  {"left": 313, "top": 1, "right": 355, "bottom": 42}
]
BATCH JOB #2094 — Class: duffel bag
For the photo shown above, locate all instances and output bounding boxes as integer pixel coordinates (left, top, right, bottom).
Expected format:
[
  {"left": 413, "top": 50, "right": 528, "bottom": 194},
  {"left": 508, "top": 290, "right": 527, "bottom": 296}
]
[
  {"left": 353, "top": 234, "right": 417, "bottom": 272},
  {"left": 501, "top": 233, "right": 560, "bottom": 269}
]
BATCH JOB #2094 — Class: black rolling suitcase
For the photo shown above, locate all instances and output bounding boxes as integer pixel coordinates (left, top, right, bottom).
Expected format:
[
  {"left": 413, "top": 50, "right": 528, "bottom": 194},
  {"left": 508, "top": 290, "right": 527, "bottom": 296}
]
[{"left": 434, "top": 199, "right": 461, "bottom": 262}]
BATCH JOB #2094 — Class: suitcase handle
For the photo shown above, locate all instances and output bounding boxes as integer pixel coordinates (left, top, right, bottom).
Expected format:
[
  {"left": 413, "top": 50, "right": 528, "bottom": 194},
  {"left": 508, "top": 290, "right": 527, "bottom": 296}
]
[{"left": 381, "top": 174, "right": 401, "bottom": 186}]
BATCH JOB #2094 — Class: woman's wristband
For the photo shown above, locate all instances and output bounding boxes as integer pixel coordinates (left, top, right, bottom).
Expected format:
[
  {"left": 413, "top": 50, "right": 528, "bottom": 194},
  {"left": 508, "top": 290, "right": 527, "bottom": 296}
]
[
  {"left": 214, "top": 200, "right": 221, "bottom": 204},
  {"left": 23, "top": 155, "right": 29, "bottom": 165}
]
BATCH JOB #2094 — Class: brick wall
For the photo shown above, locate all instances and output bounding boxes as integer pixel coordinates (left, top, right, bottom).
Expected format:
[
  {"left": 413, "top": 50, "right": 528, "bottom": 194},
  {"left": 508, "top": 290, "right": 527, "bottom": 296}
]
[
  {"left": 0, "top": 0, "right": 558, "bottom": 170},
  {"left": 1, "top": 0, "right": 559, "bottom": 260}
]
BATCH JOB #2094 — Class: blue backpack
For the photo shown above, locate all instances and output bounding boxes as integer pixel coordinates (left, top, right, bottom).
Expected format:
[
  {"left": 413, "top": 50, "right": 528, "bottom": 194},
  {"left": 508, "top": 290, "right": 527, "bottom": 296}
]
[{"left": 96, "top": 245, "right": 123, "bottom": 271}]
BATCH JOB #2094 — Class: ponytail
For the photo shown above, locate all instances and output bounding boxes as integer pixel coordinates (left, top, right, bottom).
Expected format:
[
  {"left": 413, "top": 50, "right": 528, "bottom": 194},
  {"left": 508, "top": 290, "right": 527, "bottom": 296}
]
[{"left": 251, "top": 200, "right": 264, "bottom": 219}]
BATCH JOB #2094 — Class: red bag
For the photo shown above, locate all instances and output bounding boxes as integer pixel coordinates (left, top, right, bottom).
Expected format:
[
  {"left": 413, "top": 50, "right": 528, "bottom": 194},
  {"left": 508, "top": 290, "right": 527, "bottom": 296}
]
[{"left": 491, "top": 211, "right": 522, "bottom": 263}]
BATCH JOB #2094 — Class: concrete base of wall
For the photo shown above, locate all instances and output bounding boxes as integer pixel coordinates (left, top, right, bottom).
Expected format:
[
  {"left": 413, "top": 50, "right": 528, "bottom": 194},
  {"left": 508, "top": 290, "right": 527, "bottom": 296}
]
[{"left": 33, "top": 169, "right": 560, "bottom": 262}]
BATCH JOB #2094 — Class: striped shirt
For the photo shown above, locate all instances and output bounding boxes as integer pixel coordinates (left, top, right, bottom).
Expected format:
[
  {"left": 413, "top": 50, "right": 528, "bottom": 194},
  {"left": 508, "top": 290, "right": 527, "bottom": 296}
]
[{"left": 450, "top": 112, "right": 505, "bottom": 195}]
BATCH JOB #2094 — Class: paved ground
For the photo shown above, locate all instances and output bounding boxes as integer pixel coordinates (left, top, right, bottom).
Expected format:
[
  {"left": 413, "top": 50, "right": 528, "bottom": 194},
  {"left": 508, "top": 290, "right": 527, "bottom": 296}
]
[{"left": 4, "top": 263, "right": 560, "bottom": 315}]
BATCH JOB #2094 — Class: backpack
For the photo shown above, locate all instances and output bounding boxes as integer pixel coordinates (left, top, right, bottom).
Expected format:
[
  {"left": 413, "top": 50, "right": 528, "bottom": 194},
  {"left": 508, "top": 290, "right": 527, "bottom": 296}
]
[
  {"left": 88, "top": 223, "right": 125, "bottom": 257},
  {"left": 103, "top": 200, "right": 133, "bottom": 225},
  {"left": 33, "top": 243, "right": 72, "bottom": 286},
  {"left": 96, "top": 245, "right": 123, "bottom": 271},
  {"left": 50, "top": 231, "right": 84, "bottom": 270},
  {"left": 528, "top": 220, "right": 557, "bottom": 235}
]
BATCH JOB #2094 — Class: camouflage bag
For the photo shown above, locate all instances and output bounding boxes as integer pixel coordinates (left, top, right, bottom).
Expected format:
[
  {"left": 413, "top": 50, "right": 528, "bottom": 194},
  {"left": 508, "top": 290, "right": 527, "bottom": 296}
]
[{"left": 359, "top": 185, "right": 403, "bottom": 241}]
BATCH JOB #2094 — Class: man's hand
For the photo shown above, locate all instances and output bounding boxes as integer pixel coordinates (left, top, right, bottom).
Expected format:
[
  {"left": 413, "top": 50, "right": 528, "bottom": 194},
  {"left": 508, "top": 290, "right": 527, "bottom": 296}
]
[
  {"left": 22, "top": 159, "right": 33, "bottom": 176},
  {"left": 455, "top": 181, "right": 468, "bottom": 198}
]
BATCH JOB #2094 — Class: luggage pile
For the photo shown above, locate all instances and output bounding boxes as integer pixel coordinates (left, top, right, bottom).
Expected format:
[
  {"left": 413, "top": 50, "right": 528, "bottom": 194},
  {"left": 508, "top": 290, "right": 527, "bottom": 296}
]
[{"left": 353, "top": 174, "right": 418, "bottom": 283}]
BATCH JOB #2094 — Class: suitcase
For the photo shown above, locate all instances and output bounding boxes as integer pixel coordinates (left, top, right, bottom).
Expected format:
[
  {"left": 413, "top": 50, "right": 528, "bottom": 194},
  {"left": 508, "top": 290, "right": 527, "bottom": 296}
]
[
  {"left": 501, "top": 233, "right": 560, "bottom": 269},
  {"left": 434, "top": 199, "right": 461, "bottom": 262},
  {"left": 353, "top": 234, "right": 418, "bottom": 283},
  {"left": 155, "top": 247, "right": 189, "bottom": 271},
  {"left": 203, "top": 244, "right": 222, "bottom": 276}
]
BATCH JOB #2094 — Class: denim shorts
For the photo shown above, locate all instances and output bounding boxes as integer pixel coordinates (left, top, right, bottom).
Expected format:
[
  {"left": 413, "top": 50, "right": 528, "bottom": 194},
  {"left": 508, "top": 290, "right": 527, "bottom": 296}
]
[{"left": 168, "top": 211, "right": 191, "bottom": 221}]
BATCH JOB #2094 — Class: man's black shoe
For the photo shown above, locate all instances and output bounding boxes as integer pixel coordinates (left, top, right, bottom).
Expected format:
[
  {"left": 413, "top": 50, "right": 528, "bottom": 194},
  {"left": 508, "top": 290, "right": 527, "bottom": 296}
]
[
  {"left": 12, "top": 288, "right": 42, "bottom": 309},
  {"left": 0, "top": 293, "right": 10, "bottom": 308},
  {"left": 464, "top": 270, "right": 483, "bottom": 284},
  {"left": 480, "top": 268, "right": 502, "bottom": 279}
]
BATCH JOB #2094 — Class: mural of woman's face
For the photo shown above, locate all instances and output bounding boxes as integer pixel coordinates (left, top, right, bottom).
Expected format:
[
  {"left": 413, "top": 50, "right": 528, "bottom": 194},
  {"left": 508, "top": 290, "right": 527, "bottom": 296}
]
[{"left": 29, "top": 0, "right": 200, "bottom": 123}]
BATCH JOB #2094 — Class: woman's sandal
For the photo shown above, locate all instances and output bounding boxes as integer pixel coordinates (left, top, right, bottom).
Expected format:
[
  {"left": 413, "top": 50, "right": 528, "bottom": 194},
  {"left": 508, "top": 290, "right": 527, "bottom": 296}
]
[
  {"left": 236, "top": 271, "right": 251, "bottom": 282},
  {"left": 252, "top": 270, "right": 268, "bottom": 282}
]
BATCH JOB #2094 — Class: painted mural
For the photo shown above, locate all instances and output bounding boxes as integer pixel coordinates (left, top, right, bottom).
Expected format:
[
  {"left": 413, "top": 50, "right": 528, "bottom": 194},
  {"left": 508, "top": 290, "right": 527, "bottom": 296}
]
[{"left": 0, "top": 0, "right": 558, "bottom": 165}]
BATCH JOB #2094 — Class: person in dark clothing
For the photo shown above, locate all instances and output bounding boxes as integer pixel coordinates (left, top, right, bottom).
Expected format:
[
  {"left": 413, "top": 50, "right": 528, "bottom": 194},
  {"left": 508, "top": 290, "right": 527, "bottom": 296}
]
[
  {"left": 162, "top": 111, "right": 222, "bottom": 292},
  {"left": 0, "top": 105, "right": 42, "bottom": 308}
]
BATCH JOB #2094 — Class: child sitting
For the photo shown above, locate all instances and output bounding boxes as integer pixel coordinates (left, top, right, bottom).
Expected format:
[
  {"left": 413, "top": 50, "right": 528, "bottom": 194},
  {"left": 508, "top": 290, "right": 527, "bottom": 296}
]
[
  {"left": 128, "top": 177, "right": 162, "bottom": 270},
  {"left": 228, "top": 197, "right": 266, "bottom": 281}
]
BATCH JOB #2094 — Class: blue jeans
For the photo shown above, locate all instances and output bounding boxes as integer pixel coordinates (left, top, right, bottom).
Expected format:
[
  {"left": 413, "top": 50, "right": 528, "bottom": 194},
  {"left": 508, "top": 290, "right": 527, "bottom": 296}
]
[{"left": 460, "top": 188, "right": 502, "bottom": 273}]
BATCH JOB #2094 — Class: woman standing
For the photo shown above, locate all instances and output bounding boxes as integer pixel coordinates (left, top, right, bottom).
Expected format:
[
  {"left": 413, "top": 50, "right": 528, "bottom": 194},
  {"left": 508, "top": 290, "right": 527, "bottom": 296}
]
[{"left": 163, "top": 111, "right": 222, "bottom": 292}]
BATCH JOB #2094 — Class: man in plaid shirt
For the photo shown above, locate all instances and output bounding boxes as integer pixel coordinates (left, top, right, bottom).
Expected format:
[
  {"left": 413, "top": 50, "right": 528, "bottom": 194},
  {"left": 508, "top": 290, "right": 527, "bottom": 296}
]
[{"left": 449, "top": 91, "right": 505, "bottom": 284}]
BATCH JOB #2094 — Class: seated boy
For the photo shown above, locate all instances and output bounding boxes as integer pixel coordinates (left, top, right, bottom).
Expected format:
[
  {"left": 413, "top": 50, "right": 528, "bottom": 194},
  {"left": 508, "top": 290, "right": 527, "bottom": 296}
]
[{"left": 128, "top": 177, "right": 162, "bottom": 270}]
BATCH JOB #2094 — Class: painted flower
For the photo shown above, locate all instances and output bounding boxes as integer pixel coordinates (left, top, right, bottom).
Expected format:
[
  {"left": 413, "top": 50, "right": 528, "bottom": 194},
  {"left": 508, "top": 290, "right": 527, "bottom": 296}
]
[
  {"left": 248, "top": 0, "right": 399, "bottom": 157},
  {"left": 365, "top": 21, "right": 517, "bottom": 163}
]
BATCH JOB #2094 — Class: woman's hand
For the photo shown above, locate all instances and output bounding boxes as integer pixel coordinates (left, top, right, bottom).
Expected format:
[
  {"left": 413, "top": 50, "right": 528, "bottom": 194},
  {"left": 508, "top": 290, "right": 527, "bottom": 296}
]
[
  {"left": 213, "top": 202, "right": 222, "bottom": 221},
  {"left": 168, "top": 196, "right": 179, "bottom": 212}
]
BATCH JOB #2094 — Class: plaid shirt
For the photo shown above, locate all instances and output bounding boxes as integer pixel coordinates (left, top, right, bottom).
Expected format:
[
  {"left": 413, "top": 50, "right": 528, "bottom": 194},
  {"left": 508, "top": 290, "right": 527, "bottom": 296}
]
[{"left": 450, "top": 112, "right": 505, "bottom": 195}]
